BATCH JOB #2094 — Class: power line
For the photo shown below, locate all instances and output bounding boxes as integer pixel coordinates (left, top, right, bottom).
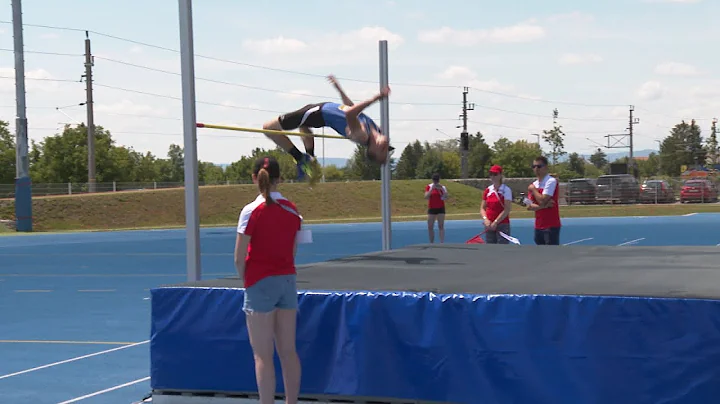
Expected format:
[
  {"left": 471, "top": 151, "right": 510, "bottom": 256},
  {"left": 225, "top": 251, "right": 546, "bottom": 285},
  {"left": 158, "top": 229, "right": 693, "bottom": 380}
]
[
  {"left": 0, "top": 20, "right": 636, "bottom": 107},
  {"left": 468, "top": 120, "right": 609, "bottom": 134},
  {"left": 92, "top": 56, "right": 458, "bottom": 106},
  {"left": 0, "top": 75, "right": 80, "bottom": 83},
  {"left": 0, "top": 48, "right": 83, "bottom": 57}
]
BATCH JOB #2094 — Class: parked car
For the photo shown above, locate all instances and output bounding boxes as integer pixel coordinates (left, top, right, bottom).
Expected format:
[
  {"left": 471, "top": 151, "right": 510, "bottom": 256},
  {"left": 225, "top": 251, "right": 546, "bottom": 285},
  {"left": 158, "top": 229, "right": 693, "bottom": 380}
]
[
  {"left": 640, "top": 180, "right": 675, "bottom": 204},
  {"left": 595, "top": 174, "right": 640, "bottom": 204},
  {"left": 566, "top": 178, "right": 597, "bottom": 205},
  {"left": 680, "top": 180, "right": 718, "bottom": 203}
]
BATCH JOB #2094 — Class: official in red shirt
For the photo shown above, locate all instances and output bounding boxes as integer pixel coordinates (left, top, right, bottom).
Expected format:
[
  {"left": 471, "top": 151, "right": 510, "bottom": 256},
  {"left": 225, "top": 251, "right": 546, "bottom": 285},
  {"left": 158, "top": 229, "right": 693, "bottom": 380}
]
[
  {"left": 234, "top": 156, "right": 302, "bottom": 404},
  {"left": 424, "top": 172, "right": 448, "bottom": 243},
  {"left": 526, "top": 156, "right": 561, "bottom": 245},
  {"left": 480, "top": 165, "right": 513, "bottom": 244}
]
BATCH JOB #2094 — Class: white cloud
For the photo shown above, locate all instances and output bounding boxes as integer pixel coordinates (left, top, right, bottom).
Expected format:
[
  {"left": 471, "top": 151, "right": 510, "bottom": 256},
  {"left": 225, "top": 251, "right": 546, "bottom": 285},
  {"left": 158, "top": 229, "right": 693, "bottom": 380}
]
[
  {"left": 94, "top": 99, "right": 171, "bottom": 117},
  {"left": 277, "top": 90, "right": 315, "bottom": 100},
  {"left": 642, "top": 0, "right": 702, "bottom": 3},
  {"left": 241, "top": 36, "right": 308, "bottom": 55},
  {"left": 545, "top": 12, "right": 595, "bottom": 24},
  {"left": 436, "top": 66, "right": 512, "bottom": 93},
  {"left": 241, "top": 27, "right": 403, "bottom": 57},
  {"left": 637, "top": 81, "right": 665, "bottom": 101},
  {"left": 438, "top": 66, "right": 474, "bottom": 81},
  {"left": 654, "top": 62, "right": 699, "bottom": 76},
  {"left": 558, "top": 53, "right": 603, "bottom": 65},
  {"left": 418, "top": 23, "right": 546, "bottom": 46},
  {"left": 0, "top": 67, "right": 65, "bottom": 93},
  {"left": 690, "top": 84, "right": 720, "bottom": 99}
]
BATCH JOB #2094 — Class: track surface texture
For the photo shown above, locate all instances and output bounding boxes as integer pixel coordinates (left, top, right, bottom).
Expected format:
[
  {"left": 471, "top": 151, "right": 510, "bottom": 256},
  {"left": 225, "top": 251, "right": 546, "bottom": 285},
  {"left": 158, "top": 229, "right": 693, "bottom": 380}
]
[{"left": 1, "top": 213, "right": 719, "bottom": 403}]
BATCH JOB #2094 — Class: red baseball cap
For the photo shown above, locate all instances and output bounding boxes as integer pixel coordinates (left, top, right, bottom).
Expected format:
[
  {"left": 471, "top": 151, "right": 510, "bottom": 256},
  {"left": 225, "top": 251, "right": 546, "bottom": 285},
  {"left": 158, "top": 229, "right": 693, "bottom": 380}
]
[{"left": 489, "top": 165, "right": 503, "bottom": 174}]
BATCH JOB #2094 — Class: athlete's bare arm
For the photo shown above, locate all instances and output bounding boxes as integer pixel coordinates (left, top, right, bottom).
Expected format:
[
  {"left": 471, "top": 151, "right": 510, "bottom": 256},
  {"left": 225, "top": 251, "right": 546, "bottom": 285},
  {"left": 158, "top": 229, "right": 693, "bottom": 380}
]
[
  {"left": 327, "top": 75, "right": 354, "bottom": 106},
  {"left": 344, "top": 87, "right": 390, "bottom": 121}
]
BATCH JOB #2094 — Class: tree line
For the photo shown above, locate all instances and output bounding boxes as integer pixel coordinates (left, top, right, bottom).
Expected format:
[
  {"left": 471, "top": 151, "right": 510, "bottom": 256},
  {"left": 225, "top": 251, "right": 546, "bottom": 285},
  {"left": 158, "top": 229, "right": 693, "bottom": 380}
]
[{"left": 0, "top": 116, "right": 718, "bottom": 185}]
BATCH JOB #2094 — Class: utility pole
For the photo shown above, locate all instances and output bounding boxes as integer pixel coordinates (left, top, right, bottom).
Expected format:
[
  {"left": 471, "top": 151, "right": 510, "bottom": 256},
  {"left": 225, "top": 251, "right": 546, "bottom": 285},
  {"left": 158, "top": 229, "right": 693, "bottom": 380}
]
[
  {"left": 604, "top": 105, "right": 639, "bottom": 176},
  {"left": 83, "top": 31, "right": 96, "bottom": 193},
  {"left": 460, "top": 86, "right": 474, "bottom": 179},
  {"left": 12, "top": 0, "right": 32, "bottom": 232}
]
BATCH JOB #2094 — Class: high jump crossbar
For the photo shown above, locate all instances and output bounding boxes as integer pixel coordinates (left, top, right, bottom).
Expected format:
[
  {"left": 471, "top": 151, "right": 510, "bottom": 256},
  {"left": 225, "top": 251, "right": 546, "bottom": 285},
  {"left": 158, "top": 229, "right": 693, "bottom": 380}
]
[
  {"left": 196, "top": 122, "right": 346, "bottom": 140},
  {"left": 179, "top": 0, "right": 392, "bottom": 282}
]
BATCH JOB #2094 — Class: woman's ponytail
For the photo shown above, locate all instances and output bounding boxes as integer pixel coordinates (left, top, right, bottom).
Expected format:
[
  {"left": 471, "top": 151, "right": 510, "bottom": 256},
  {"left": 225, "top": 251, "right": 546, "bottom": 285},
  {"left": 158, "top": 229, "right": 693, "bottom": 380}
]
[{"left": 257, "top": 168, "right": 274, "bottom": 205}]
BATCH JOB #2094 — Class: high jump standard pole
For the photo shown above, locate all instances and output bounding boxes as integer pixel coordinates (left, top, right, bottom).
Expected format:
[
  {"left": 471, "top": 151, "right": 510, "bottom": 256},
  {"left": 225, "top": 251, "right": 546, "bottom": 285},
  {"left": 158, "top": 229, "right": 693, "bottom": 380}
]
[
  {"left": 12, "top": 0, "right": 32, "bottom": 232},
  {"left": 178, "top": 0, "right": 202, "bottom": 281},
  {"left": 379, "top": 40, "right": 392, "bottom": 251}
]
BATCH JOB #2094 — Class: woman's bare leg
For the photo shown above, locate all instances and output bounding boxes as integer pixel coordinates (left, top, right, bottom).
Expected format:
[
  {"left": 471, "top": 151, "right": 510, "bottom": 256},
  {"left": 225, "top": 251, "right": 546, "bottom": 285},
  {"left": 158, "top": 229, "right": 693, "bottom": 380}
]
[
  {"left": 427, "top": 214, "right": 436, "bottom": 243},
  {"left": 246, "top": 311, "right": 278, "bottom": 404},
  {"left": 274, "top": 309, "right": 301, "bottom": 404},
  {"left": 437, "top": 213, "right": 446, "bottom": 243}
]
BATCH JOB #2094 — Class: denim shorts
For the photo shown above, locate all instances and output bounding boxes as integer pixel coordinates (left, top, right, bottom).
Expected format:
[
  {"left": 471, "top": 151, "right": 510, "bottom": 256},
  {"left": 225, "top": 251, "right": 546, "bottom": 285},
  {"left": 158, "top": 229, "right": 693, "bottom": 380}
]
[{"left": 243, "top": 274, "right": 298, "bottom": 314}]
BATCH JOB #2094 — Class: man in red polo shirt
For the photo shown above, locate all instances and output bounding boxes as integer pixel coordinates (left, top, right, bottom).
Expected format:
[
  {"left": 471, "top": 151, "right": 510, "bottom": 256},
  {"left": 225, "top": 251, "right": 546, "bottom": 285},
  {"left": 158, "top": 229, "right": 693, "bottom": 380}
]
[{"left": 526, "top": 156, "right": 561, "bottom": 245}]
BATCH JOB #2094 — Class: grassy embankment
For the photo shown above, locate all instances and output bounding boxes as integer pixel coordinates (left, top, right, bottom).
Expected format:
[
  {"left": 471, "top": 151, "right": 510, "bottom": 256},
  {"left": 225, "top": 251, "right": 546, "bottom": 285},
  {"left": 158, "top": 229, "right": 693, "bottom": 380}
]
[{"left": 0, "top": 179, "right": 718, "bottom": 233}]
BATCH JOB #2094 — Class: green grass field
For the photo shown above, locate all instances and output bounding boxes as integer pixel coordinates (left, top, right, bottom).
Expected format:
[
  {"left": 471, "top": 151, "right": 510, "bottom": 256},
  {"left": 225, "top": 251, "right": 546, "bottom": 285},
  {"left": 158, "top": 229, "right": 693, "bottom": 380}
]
[{"left": 0, "top": 179, "right": 718, "bottom": 232}]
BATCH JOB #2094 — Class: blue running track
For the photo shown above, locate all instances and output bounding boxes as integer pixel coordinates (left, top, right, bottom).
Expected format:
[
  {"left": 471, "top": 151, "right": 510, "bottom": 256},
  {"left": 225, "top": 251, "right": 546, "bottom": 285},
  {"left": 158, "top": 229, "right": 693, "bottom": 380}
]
[{"left": 1, "top": 213, "right": 719, "bottom": 403}]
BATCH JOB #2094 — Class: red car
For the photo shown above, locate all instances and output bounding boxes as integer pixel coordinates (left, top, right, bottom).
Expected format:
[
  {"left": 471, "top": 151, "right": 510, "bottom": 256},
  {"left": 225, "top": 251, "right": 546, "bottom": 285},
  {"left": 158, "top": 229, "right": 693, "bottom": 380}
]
[{"left": 680, "top": 180, "right": 718, "bottom": 203}]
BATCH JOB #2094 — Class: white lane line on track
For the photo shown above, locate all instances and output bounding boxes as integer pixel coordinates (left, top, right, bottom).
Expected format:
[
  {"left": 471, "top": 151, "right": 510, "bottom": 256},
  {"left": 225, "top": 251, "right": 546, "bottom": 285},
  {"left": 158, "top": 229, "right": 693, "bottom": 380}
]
[
  {"left": 617, "top": 238, "right": 645, "bottom": 246},
  {"left": 14, "top": 289, "right": 51, "bottom": 293},
  {"left": 563, "top": 238, "right": 594, "bottom": 246},
  {"left": 0, "top": 340, "right": 149, "bottom": 380},
  {"left": 77, "top": 289, "right": 116, "bottom": 292},
  {"left": 56, "top": 376, "right": 150, "bottom": 403}
]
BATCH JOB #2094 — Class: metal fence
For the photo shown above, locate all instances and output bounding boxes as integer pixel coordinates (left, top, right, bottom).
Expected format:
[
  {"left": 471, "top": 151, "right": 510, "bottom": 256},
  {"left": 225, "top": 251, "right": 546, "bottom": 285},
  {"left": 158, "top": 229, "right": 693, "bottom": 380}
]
[
  {"left": 563, "top": 175, "right": 720, "bottom": 205},
  {"left": 0, "top": 177, "right": 354, "bottom": 199},
  {"left": 1, "top": 176, "right": 718, "bottom": 205}
]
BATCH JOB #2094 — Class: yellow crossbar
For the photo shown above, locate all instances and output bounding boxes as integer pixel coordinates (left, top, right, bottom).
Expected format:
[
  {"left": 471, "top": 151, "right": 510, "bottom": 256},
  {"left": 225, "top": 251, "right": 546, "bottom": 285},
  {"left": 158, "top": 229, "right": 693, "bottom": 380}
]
[{"left": 196, "top": 122, "right": 346, "bottom": 140}]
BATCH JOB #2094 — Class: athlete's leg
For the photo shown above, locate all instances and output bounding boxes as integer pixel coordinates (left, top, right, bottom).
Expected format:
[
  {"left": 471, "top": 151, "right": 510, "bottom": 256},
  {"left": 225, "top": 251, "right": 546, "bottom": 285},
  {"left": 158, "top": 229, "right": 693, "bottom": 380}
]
[
  {"left": 427, "top": 213, "right": 436, "bottom": 243},
  {"left": 298, "top": 126, "right": 315, "bottom": 157},
  {"left": 437, "top": 212, "right": 446, "bottom": 243},
  {"left": 262, "top": 117, "right": 300, "bottom": 156},
  {"left": 263, "top": 104, "right": 322, "bottom": 181}
]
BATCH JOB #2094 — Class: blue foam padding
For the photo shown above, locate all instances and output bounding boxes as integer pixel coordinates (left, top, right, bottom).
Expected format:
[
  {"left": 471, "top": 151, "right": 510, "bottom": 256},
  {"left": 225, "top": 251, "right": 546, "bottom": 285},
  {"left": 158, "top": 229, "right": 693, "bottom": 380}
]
[{"left": 150, "top": 287, "right": 720, "bottom": 404}]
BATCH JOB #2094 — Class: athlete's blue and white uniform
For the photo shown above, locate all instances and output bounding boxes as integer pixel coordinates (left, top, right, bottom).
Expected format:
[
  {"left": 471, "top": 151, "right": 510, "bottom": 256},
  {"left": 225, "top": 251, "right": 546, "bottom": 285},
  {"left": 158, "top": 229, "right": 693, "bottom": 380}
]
[{"left": 319, "top": 102, "right": 381, "bottom": 138}]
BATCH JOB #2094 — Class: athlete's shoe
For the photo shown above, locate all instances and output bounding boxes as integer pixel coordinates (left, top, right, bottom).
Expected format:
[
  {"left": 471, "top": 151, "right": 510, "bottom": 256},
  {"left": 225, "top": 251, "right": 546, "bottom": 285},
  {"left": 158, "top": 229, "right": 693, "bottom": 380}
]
[{"left": 296, "top": 154, "right": 320, "bottom": 185}]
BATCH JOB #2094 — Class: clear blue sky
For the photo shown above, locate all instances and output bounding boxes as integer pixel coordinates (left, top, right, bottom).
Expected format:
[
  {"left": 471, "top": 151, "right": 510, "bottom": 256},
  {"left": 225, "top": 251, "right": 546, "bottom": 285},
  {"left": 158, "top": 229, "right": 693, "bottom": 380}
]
[{"left": 0, "top": 0, "right": 718, "bottom": 164}]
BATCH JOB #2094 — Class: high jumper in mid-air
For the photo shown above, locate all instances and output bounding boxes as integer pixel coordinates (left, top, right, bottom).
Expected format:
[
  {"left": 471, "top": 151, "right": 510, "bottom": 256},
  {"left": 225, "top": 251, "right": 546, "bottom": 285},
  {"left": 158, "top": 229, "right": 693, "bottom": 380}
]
[{"left": 261, "top": 75, "right": 391, "bottom": 182}]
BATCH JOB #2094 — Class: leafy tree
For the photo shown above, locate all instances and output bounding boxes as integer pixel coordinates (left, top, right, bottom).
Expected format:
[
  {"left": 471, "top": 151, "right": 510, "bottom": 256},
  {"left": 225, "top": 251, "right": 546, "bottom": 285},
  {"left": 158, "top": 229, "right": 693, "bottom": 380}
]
[
  {"left": 659, "top": 120, "right": 707, "bottom": 175},
  {"left": 466, "top": 132, "right": 493, "bottom": 178},
  {"left": 637, "top": 153, "right": 660, "bottom": 178},
  {"left": 198, "top": 162, "right": 226, "bottom": 184},
  {"left": 490, "top": 138, "right": 543, "bottom": 177},
  {"left": 542, "top": 108, "right": 566, "bottom": 166},
  {"left": 0, "top": 120, "right": 15, "bottom": 183},
  {"left": 394, "top": 140, "right": 424, "bottom": 179},
  {"left": 566, "top": 152, "right": 585, "bottom": 177},
  {"left": 322, "top": 164, "right": 345, "bottom": 182},
  {"left": 345, "top": 145, "right": 383, "bottom": 180},
  {"left": 589, "top": 148, "right": 608, "bottom": 170},
  {"left": 707, "top": 120, "right": 719, "bottom": 166}
]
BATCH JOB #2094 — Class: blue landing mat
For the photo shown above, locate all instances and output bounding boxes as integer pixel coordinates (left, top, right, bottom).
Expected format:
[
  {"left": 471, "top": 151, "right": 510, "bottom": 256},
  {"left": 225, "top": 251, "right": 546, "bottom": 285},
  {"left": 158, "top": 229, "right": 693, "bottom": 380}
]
[{"left": 150, "top": 287, "right": 720, "bottom": 404}]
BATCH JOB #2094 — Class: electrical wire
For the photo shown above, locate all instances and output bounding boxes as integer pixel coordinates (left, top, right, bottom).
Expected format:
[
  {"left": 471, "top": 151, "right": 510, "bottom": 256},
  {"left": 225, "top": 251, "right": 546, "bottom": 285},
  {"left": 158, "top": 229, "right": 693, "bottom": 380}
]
[{"left": 0, "top": 19, "right": 635, "bottom": 108}]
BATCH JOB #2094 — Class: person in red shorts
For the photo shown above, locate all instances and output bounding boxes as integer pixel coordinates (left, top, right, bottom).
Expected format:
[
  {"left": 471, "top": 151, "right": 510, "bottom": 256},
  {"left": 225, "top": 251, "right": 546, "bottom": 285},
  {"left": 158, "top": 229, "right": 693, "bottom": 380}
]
[
  {"left": 234, "top": 156, "right": 302, "bottom": 404},
  {"left": 480, "top": 165, "right": 513, "bottom": 243},
  {"left": 424, "top": 172, "right": 448, "bottom": 243},
  {"left": 526, "top": 156, "right": 561, "bottom": 245}
]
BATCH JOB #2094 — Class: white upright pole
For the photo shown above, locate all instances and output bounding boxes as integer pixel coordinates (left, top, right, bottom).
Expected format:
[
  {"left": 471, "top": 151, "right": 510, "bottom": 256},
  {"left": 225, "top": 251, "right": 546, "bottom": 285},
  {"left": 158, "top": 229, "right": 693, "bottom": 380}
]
[
  {"left": 178, "top": 0, "right": 201, "bottom": 281},
  {"left": 12, "top": 0, "right": 32, "bottom": 232},
  {"left": 379, "top": 40, "right": 392, "bottom": 251}
]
